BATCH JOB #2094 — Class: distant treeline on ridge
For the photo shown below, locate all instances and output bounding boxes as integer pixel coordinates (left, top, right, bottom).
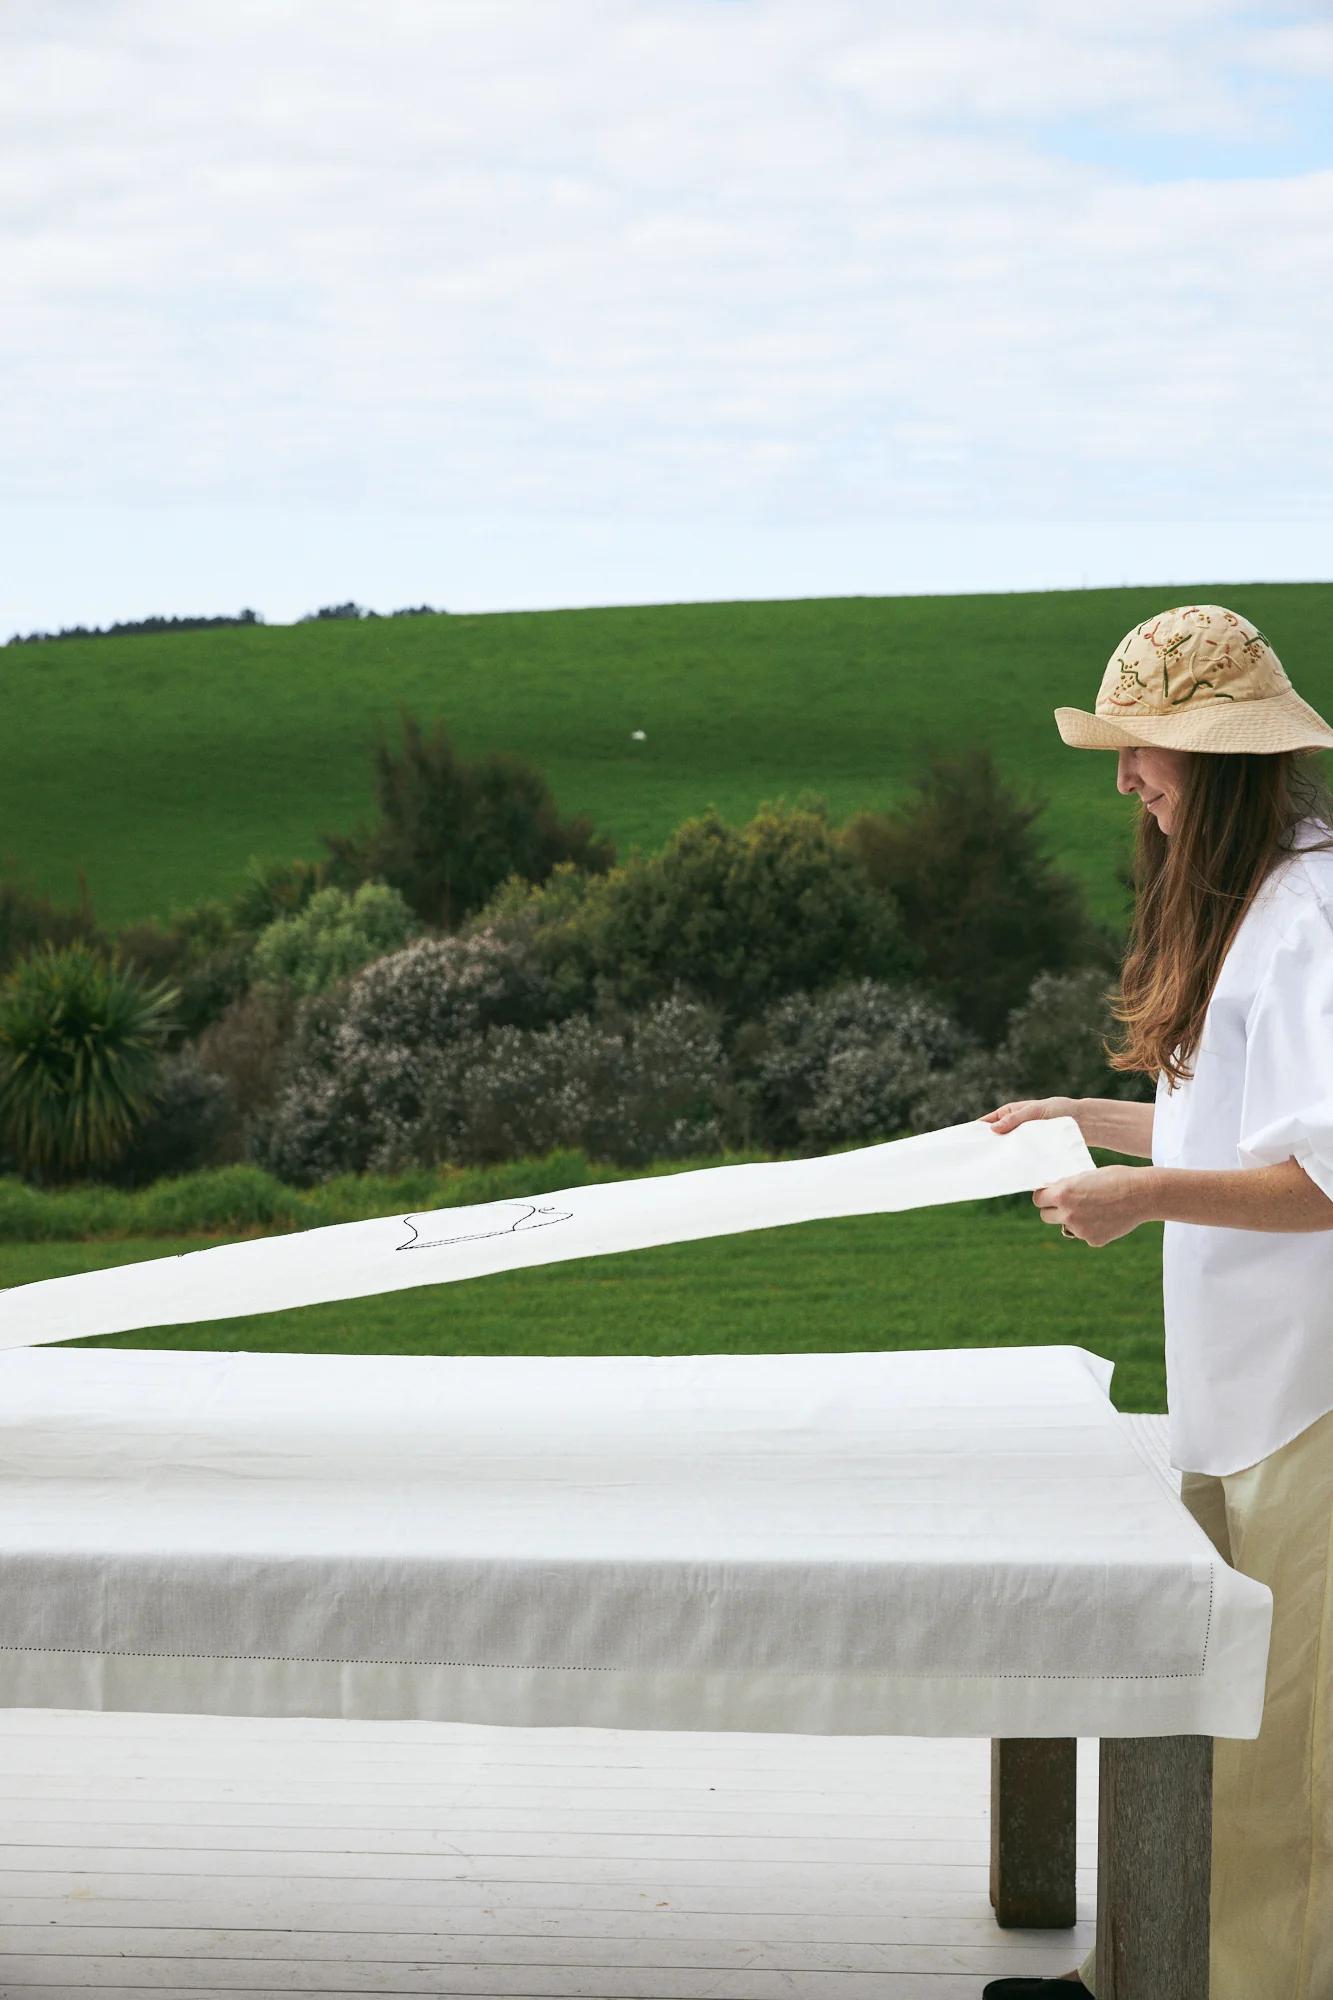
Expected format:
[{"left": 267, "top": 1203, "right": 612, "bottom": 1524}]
[{"left": 6, "top": 603, "right": 446, "bottom": 646}]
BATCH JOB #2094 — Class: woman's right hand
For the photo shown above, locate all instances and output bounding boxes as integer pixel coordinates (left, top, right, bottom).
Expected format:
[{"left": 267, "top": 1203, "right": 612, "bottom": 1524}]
[{"left": 982, "top": 1096, "right": 1083, "bottom": 1136}]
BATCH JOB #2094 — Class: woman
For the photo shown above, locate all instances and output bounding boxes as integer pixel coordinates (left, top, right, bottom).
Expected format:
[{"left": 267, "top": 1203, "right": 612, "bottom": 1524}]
[{"left": 979, "top": 604, "right": 1333, "bottom": 2000}]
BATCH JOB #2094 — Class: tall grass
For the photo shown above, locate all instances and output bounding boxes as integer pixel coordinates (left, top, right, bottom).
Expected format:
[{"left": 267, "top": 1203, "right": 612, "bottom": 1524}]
[{"left": 0, "top": 1146, "right": 780, "bottom": 1242}]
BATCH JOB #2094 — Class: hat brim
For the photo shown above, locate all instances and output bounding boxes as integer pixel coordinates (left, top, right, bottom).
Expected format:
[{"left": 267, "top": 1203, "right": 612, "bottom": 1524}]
[{"left": 1054, "top": 688, "right": 1333, "bottom": 754}]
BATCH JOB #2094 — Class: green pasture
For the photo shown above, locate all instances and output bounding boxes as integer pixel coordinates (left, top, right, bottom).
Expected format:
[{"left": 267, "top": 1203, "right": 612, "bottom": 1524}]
[
  {"left": 0, "top": 1198, "right": 1168, "bottom": 1411},
  {"left": 8, "top": 583, "right": 1331, "bottom": 931}
]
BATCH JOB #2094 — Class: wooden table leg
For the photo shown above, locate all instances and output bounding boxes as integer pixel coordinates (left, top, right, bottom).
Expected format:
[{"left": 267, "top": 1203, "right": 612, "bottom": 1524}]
[
  {"left": 1095, "top": 1734, "right": 1212, "bottom": 1999},
  {"left": 989, "top": 1737, "right": 1077, "bottom": 1927}
]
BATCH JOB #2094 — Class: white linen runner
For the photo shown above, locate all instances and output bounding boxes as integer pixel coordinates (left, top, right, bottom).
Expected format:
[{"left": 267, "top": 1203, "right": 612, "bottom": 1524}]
[
  {"left": 0, "top": 1342, "right": 1273, "bottom": 1738},
  {"left": 0, "top": 1116, "right": 1092, "bottom": 1348}
]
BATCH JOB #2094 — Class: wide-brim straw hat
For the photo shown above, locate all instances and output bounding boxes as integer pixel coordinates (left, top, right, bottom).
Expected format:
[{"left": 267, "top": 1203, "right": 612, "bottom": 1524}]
[{"left": 1055, "top": 603, "right": 1333, "bottom": 753}]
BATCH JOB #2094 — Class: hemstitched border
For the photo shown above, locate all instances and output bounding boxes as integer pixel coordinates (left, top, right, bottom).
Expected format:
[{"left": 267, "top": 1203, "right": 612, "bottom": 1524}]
[
  {"left": 0, "top": 1654, "right": 1216, "bottom": 1687},
  {"left": 1, "top": 1566, "right": 1218, "bottom": 1682}
]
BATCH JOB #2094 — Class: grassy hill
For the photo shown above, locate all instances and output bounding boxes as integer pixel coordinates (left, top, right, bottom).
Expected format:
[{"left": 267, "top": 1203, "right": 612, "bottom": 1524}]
[{"left": 6, "top": 583, "right": 1330, "bottom": 931}]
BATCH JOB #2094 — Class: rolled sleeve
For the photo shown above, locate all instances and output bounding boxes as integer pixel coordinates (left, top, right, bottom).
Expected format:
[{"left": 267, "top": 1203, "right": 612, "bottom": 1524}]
[{"left": 1235, "top": 898, "right": 1333, "bottom": 1202}]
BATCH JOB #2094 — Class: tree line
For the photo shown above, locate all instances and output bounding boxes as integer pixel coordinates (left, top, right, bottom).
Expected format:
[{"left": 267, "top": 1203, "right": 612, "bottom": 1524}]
[{"left": 5, "top": 603, "right": 445, "bottom": 646}]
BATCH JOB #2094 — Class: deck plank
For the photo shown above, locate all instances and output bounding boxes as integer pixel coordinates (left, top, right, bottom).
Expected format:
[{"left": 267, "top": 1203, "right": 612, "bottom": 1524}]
[{"left": 0, "top": 1732, "right": 1099, "bottom": 1993}]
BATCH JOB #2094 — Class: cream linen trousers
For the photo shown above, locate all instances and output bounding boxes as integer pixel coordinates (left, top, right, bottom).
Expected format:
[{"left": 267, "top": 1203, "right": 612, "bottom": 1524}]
[{"left": 1077, "top": 1407, "right": 1333, "bottom": 2000}]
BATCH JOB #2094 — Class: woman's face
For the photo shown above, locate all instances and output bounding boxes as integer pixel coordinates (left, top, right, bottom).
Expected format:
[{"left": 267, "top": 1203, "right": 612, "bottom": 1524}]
[{"left": 1116, "top": 745, "right": 1192, "bottom": 836}]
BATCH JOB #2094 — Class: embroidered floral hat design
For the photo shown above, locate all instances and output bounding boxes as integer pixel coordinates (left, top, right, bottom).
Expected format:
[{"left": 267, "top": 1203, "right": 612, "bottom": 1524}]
[{"left": 1054, "top": 604, "right": 1333, "bottom": 753}]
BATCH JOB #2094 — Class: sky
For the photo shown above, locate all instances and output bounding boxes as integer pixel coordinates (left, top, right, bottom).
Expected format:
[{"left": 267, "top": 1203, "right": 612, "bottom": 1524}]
[{"left": 2, "top": 0, "right": 1331, "bottom": 632}]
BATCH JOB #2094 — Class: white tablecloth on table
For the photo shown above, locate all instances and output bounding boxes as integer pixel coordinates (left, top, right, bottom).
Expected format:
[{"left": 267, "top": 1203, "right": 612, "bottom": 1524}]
[
  {"left": 0, "top": 1343, "right": 1272, "bottom": 1740},
  {"left": 0, "top": 1117, "right": 1092, "bottom": 1349}
]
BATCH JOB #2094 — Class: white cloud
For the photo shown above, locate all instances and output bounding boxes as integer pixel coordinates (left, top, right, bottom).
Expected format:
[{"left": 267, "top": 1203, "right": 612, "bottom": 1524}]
[
  {"left": 0, "top": 0, "right": 1329, "bottom": 621},
  {"left": 1242, "top": 19, "right": 1333, "bottom": 77}
]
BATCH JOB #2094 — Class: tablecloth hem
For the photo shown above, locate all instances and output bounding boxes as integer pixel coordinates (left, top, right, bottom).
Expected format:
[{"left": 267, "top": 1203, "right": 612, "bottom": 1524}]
[{"left": 0, "top": 1647, "right": 1268, "bottom": 1740}]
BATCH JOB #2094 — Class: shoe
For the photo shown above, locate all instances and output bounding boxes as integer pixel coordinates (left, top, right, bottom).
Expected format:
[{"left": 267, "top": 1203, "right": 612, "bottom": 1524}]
[{"left": 980, "top": 1980, "right": 1090, "bottom": 1997}]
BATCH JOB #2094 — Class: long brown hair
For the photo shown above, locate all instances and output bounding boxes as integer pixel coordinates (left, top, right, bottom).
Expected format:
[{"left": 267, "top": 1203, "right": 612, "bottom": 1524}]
[{"left": 1109, "top": 751, "right": 1333, "bottom": 1086}]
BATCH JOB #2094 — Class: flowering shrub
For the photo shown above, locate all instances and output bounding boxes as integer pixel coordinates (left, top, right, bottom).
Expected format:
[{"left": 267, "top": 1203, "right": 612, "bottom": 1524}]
[
  {"left": 341, "top": 928, "right": 560, "bottom": 1045},
  {"left": 443, "top": 993, "right": 728, "bottom": 1168},
  {"left": 249, "top": 1024, "right": 464, "bottom": 1184},
  {"left": 993, "top": 966, "right": 1151, "bottom": 1105},
  {"left": 732, "top": 979, "right": 974, "bottom": 1151},
  {"left": 907, "top": 967, "right": 1152, "bottom": 1130},
  {"left": 251, "top": 984, "right": 727, "bottom": 1184},
  {"left": 901, "top": 1047, "right": 1007, "bottom": 1132},
  {"left": 250, "top": 883, "right": 420, "bottom": 996},
  {"left": 248, "top": 928, "right": 564, "bottom": 1183}
]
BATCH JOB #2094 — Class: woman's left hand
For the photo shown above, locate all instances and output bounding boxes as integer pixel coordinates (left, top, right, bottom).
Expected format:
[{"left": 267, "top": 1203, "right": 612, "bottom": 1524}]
[{"left": 1032, "top": 1165, "right": 1159, "bottom": 1247}]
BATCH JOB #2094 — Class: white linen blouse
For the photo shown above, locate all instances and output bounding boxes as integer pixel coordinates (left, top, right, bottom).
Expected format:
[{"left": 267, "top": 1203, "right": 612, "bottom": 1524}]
[{"left": 1154, "top": 816, "right": 1333, "bottom": 1475}]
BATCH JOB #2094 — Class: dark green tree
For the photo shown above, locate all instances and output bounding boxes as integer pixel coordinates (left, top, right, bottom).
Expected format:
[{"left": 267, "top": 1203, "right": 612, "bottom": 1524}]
[
  {"left": 475, "top": 800, "right": 917, "bottom": 1028},
  {"left": 843, "top": 748, "right": 1114, "bottom": 1043},
  {"left": 322, "top": 713, "right": 616, "bottom": 929}
]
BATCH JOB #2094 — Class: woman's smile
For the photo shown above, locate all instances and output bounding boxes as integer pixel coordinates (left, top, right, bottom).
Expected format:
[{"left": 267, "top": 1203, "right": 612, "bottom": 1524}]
[{"left": 1114, "top": 745, "right": 1192, "bottom": 836}]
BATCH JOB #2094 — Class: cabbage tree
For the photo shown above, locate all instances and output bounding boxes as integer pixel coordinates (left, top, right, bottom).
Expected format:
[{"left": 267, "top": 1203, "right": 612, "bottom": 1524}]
[{"left": 0, "top": 943, "right": 178, "bottom": 1181}]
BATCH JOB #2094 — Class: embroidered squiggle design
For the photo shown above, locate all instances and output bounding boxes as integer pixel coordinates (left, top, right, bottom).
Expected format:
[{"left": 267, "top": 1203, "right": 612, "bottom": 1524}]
[{"left": 395, "top": 1201, "right": 574, "bottom": 1253}]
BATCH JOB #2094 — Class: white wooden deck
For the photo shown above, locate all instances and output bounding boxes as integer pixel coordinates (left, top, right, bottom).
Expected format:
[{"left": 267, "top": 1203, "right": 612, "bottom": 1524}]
[{"left": 0, "top": 1413, "right": 1175, "bottom": 2000}]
